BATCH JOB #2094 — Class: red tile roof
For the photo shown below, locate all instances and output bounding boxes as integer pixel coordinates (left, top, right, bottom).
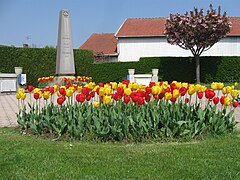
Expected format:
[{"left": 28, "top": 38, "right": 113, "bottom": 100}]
[
  {"left": 115, "top": 17, "right": 240, "bottom": 37},
  {"left": 80, "top": 33, "right": 117, "bottom": 55}
]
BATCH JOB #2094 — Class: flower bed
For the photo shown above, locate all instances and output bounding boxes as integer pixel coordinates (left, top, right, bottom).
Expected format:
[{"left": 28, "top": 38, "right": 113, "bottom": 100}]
[{"left": 16, "top": 80, "right": 239, "bottom": 141}]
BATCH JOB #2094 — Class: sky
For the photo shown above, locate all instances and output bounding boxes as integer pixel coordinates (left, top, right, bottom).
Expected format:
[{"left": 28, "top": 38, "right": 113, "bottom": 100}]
[{"left": 1, "top": 0, "right": 240, "bottom": 48}]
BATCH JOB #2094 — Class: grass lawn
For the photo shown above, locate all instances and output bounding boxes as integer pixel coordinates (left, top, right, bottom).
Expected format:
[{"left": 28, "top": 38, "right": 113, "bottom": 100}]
[{"left": 1, "top": 128, "right": 240, "bottom": 179}]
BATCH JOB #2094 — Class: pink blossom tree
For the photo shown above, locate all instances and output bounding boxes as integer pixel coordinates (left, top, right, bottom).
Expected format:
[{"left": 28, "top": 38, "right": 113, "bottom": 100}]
[{"left": 165, "top": 5, "right": 231, "bottom": 83}]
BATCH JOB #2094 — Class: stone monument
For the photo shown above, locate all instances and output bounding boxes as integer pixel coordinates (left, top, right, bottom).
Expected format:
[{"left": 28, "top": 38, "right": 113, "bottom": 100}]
[{"left": 56, "top": 9, "right": 75, "bottom": 77}]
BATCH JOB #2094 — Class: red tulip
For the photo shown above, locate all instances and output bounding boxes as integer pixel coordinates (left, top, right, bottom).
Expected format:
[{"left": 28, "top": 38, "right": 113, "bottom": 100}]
[
  {"left": 137, "top": 97, "right": 144, "bottom": 105},
  {"left": 146, "top": 87, "right": 152, "bottom": 94},
  {"left": 220, "top": 96, "right": 226, "bottom": 105},
  {"left": 117, "top": 87, "right": 124, "bottom": 97},
  {"left": 122, "top": 80, "right": 130, "bottom": 86},
  {"left": 145, "top": 94, "right": 151, "bottom": 102},
  {"left": 179, "top": 87, "right": 187, "bottom": 96},
  {"left": 90, "top": 91, "right": 95, "bottom": 97},
  {"left": 170, "top": 83, "right": 178, "bottom": 91},
  {"left": 48, "top": 86, "right": 54, "bottom": 94},
  {"left": 158, "top": 93, "right": 165, "bottom": 99},
  {"left": 149, "top": 82, "right": 155, "bottom": 87},
  {"left": 112, "top": 93, "right": 119, "bottom": 101},
  {"left": 124, "top": 96, "right": 130, "bottom": 104},
  {"left": 82, "top": 87, "right": 90, "bottom": 95},
  {"left": 98, "top": 82, "right": 104, "bottom": 87},
  {"left": 59, "top": 88, "right": 66, "bottom": 96},
  {"left": 86, "top": 95, "right": 91, "bottom": 101},
  {"left": 57, "top": 97, "right": 64, "bottom": 105},
  {"left": 205, "top": 89, "right": 215, "bottom": 99},
  {"left": 33, "top": 92, "right": 39, "bottom": 100},
  {"left": 153, "top": 94, "right": 159, "bottom": 100},
  {"left": 185, "top": 98, "right": 189, "bottom": 103},
  {"left": 170, "top": 97, "right": 177, "bottom": 103},
  {"left": 66, "top": 83, "right": 72, "bottom": 89},
  {"left": 197, "top": 92, "right": 203, "bottom": 99},
  {"left": 76, "top": 93, "right": 85, "bottom": 103},
  {"left": 213, "top": 97, "right": 219, "bottom": 105},
  {"left": 165, "top": 87, "right": 171, "bottom": 92},
  {"left": 27, "top": 85, "right": 34, "bottom": 92},
  {"left": 131, "top": 95, "right": 138, "bottom": 103},
  {"left": 233, "top": 101, "right": 239, "bottom": 108}
]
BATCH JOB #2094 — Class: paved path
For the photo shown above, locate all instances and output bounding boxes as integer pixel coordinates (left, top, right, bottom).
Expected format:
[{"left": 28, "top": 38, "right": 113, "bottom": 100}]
[{"left": 0, "top": 92, "right": 240, "bottom": 128}]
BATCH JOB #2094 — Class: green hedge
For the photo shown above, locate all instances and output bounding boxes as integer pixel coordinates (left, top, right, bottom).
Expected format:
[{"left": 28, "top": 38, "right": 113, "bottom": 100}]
[
  {"left": 0, "top": 47, "right": 93, "bottom": 86},
  {"left": 90, "top": 56, "right": 240, "bottom": 83},
  {"left": 1, "top": 46, "right": 239, "bottom": 85}
]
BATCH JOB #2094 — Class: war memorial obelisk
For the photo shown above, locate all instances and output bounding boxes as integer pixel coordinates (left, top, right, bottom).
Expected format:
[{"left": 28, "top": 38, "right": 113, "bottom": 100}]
[{"left": 56, "top": 9, "right": 75, "bottom": 78}]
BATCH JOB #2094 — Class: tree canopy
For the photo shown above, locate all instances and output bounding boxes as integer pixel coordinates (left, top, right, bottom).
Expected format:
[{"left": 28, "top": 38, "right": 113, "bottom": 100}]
[{"left": 164, "top": 4, "right": 231, "bottom": 57}]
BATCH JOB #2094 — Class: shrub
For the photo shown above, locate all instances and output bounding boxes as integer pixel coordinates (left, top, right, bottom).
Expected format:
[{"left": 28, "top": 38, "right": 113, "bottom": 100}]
[{"left": 0, "top": 47, "right": 93, "bottom": 86}]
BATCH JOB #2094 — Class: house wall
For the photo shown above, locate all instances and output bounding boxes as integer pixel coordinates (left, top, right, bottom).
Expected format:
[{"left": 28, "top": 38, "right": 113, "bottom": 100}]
[{"left": 117, "top": 37, "right": 240, "bottom": 62}]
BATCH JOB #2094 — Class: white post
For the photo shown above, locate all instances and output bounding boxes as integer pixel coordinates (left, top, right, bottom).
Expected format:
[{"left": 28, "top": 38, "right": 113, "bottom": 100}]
[
  {"left": 128, "top": 69, "right": 135, "bottom": 83},
  {"left": 151, "top": 69, "right": 158, "bottom": 82}
]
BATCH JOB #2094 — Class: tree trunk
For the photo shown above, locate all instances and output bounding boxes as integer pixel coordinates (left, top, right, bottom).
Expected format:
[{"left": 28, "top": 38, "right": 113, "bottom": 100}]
[{"left": 195, "top": 55, "right": 200, "bottom": 83}]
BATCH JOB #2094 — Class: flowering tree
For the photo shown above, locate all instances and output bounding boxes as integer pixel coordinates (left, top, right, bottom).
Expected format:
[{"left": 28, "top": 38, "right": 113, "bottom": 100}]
[{"left": 165, "top": 5, "right": 231, "bottom": 83}]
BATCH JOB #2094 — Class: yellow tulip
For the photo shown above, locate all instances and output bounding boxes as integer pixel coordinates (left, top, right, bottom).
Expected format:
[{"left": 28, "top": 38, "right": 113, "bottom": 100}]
[
  {"left": 118, "top": 83, "right": 126, "bottom": 89},
  {"left": 222, "top": 87, "right": 227, "bottom": 94},
  {"left": 104, "top": 87, "right": 112, "bottom": 95},
  {"left": 162, "top": 81, "right": 169, "bottom": 89},
  {"left": 103, "top": 95, "right": 111, "bottom": 105},
  {"left": 110, "top": 82, "right": 117, "bottom": 90},
  {"left": 34, "top": 88, "right": 40, "bottom": 93},
  {"left": 38, "top": 91, "right": 43, "bottom": 98},
  {"left": 231, "top": 90, "right": 238, "bottom": 98},
  {"left": 200, "top": 86, "right": 207, "bottom": 92},
  {"left": 234, "top": 82, "right": 239, "bottom": 87},
  {"left": 66, "top": 89, "right": 73, "bottom": 97},
  {"left": 18, "top": 88, "right": 25, "bottom": 94},
  {"left": 21, "top": 93, "right": 26, "bottom": 100},
  {"left": 99, "top": 87, "right": 105, "bottom": 96},
  {"left": 173, "top": 89, "right": 180, "bottom": 98},
  {"left": 211, "top": 82, "right": 218, "bottom": 90},
  {"left": 53, "top": 85, "right": 58, "bottom": 92},
  {"left": 224, "top": 97, "right": 232, "bottom": 106},
  {"left": 132, "top": 82, "right": 139, "bottom": 90},
  {"left": 181, "top": 83, "right": 188, "bottom": 88},
  {"left": 139, "top": 84, "right": 146, "bottom": 90},
  {"left": 165, "top": 92, "right": 172, "bottom": 100},
  {"left": 93, "top": 101, "right": 100, "bottom": 108},
  {"left": 43, "top": 91, "right": 50, "bottom": 100},
  {"left": 188, "top": 85, "right": 195, "bottom": 95},
  {"left": 151, "top": 86, "right": 159, "bottom": 95},
  {"left": 217, "top": 82, "right": 224, "bottom": 90},
  {"left": 124, "top": 88, "right": 132, "bottom": 96},
  {"left": 77, "top": 86, "right": 82, "bottom": 92},
  {"left": 87, "top": 82, "right": 96, "bottom": 90},
  {"left": 15, "top": 93, "right": 21, "bottom": 99},
  {"left": 226, "top": 86, "right": 232, "bottom": 94},
  {"left": 195, "top": 84, "right": 202, "bottom": 92},
  {"left": 57, "top": 91, "right": 61, "bottom": 97}
]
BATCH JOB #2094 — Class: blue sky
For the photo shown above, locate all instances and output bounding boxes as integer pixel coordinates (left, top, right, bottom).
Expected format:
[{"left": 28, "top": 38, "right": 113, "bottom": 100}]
[{"left": 1, "top": 0, "right": 239, "bottom": 48}]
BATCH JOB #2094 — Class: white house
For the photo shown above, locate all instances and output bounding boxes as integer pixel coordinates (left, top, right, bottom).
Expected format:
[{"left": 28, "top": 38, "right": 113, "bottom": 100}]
[{"left": 81, "top": 17, "right": 240, "bottom": 62}]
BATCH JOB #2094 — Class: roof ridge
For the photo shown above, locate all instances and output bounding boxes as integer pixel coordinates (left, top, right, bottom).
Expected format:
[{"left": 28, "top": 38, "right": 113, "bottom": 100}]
[{"left": 127, "top": 17, "right": 167, "bottom": 20}]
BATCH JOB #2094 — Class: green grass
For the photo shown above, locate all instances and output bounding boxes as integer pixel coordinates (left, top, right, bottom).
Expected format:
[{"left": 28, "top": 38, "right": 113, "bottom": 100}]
[{"left": 1, "top": 128, "right": 240, "bottom": 179}]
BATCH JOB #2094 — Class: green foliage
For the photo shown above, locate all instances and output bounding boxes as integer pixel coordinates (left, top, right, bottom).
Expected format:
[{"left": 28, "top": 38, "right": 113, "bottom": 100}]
[
  {"left": 17, "top": 100, "right": 236, "bottom": 141},
  {"left": 90, "top": 56, "right": 240, "bottom": 83},
  {"left": 1, "top": 46, "right": 240, "bottom": 85},
  {"left": 0, "top": 47, "right": 93, "bottom": 86}
]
